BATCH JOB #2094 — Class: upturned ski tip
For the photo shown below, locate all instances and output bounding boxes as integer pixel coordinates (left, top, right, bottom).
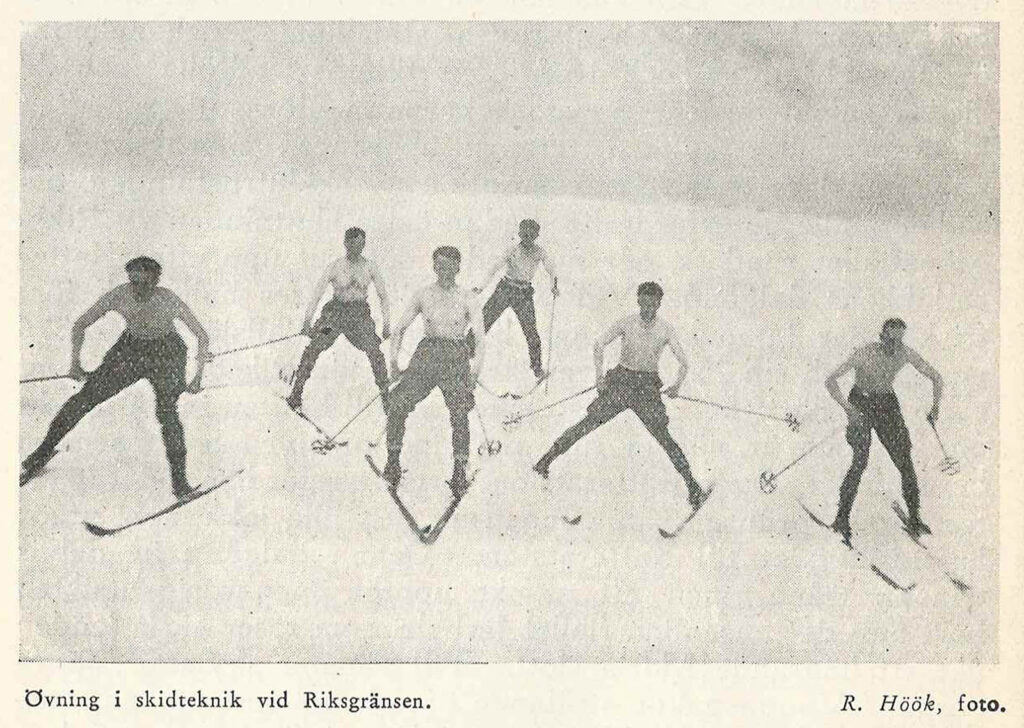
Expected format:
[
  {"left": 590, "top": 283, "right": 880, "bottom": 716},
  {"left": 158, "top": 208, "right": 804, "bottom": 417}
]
[
  {"left": 562, "top": 514, "right": 582, "bottom": 525},
  {"left": 82, "top": 521, "right": 115, "bottom": 537}
]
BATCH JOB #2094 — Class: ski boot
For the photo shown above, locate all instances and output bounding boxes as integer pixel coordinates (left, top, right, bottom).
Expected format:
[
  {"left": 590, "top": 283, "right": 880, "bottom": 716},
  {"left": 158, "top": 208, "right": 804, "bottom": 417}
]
[
  {"left": 20, "top": 448, "right": 57, "bottom": 486},
  {"left": 170, "top": 459, "right": 195, "bottom": 500},
  {"left": 905, "top": 514, "right": 932, "bottom": 539},
  {"left": 450, "top": 461, "right": 469, "bottom": 499},
  {"left": 688, "top": 482, "right": 711, "bottom": 512},
  {"left": 831, "top": 517, "right": 853, "bottom": 546},
  {"left": 285, "top": 391, "right": 303, "bottom": 413},
  {"left": 532, "top": 452, "right": 554, "bottom": 480},
  {"left": 382, "top": 452, "right": 402, "bottom": 490}
]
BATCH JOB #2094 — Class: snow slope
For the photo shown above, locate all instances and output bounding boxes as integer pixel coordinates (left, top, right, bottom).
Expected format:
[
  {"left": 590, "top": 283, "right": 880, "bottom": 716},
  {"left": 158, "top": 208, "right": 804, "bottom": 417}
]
[{"left": 19, "top": 173, "right": 998, "bottom": 662}]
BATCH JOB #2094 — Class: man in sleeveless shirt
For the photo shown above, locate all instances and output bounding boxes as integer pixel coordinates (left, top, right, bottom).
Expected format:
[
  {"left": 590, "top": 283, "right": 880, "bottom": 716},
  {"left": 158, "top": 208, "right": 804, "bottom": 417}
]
[
  {"left": 20, "top": 257, "right": 210, "bottom": 498},
  {"left": 287, "top": 227, "right": 391, "bottom": 413},
  {"left": 533, "top": 282, "right": 708, "bottom": 511},
  {"left": 474, "top": 219, "right": 558, "bottom": 382},
  {"left": 385, "top": 246, "right": 486, "bottom": 496},
  {"left": 825, "top": 317, "right": 943, "bottom": 541}
]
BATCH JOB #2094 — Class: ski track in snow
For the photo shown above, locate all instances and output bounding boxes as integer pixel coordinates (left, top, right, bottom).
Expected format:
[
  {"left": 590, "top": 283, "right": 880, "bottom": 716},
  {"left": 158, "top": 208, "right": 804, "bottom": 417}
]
[{"left": 19, "top": 179, "right": 997, "bottom": 662}]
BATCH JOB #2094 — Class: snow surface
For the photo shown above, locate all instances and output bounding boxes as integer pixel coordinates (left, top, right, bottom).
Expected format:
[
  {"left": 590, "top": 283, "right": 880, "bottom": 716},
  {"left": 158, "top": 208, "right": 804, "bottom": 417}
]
[{"left": 19, "top": 173, "right": 998, "bottom": 662}]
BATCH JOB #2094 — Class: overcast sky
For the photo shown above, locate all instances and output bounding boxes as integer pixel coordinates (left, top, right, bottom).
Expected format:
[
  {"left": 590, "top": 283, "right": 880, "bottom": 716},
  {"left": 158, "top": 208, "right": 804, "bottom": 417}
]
[{"left": 21, "top": 22, "right": 998, "bottom": 221}]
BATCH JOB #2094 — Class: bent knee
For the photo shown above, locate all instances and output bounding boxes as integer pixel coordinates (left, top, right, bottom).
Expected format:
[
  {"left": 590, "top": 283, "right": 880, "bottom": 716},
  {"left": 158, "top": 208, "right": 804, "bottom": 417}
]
[{"left": 848, "top": 454, "right": 869, "bottom": 472}]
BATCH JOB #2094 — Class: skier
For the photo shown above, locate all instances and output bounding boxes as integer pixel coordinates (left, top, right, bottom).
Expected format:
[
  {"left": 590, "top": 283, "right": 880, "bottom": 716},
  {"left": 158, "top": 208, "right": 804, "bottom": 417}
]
[
  {"left": 286, "top": 226, "right": 390, "bottom": 413},
  {"left": 20, "top": 256, "right": 209, "bottom": 498},
  {"left": 384, "top": 246, "right": 485, "bottom": 496},
  {"left": 533, "top": 282, "right": 709, "bottom": 511},
  {"left": 825, "top": 317, "right": 944, "bottom": 541},
  {"left": 473, "top": 219, "right": 558, "bottom": 384}
]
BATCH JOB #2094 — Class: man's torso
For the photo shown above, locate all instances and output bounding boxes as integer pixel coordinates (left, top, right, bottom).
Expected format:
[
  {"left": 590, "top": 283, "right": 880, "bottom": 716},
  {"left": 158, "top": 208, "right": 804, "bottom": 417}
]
[
  {"left": 504, "top": 244, "right": 545, "bottom": 282},
  {"left": 110, "top": 284, "right": 179, "bottom": 339},
  {"left": 329, "top": 257, "right": 374, "bottom": 301},
  {"left": 420, "top": 284, "right": 472, "bottom": 339},
  {"left": 852, "top": 342, "right": 909, "bottom": 394},
  {"left": 618, "top": 314, "right": 671, "bottom": 373}
]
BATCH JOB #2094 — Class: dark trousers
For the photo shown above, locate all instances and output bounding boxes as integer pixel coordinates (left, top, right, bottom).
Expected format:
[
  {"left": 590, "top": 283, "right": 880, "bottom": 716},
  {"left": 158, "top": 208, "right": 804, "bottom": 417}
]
[
  {"left": 289, "top": 299, "right": 388, "bottom": 401},
  {"left": 386, "top": 338, "right": 475, "bottom": 461},
  {"left": 483, "top": 278, "right": 543, "bottom": 374},
  {"left": 836, "top": 387, "right": 920, "bottom": 524},
  {"left": 539, "top": 366, "right": 701, "bottom": 501},
  {"left": 27, "top": 332, "right": 188, "bottom": 481}
]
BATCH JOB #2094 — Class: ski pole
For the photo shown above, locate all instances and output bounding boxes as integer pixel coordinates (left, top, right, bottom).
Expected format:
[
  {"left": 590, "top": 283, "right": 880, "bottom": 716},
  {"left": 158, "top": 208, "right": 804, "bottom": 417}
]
[
  {"left": 503, "top": 385, "right": 596, "bottom": 429},
  {"left": 475, "top": 407, "right": 503, "bottom": 456},
  {"left": 672, "top": 394, "right": 801, "bottom": 432},
  {"left": 207, "top": 332, "right": 303, "bottom": 361},
  {"left": 317, "top": 378, "right": 402, "bottom": 452},
  {"left": 544, "top": 292, "right": 558, "bottom": 394},
  {"left": 317, "top": 390, "right": 385, "bottom": 452},
  {"left": 20, "top": 374, "right": 72, "bottom": 385},
  {"left": 928, "top": 419, "right": 960, "bottom": 475},
  {"left": 759, "top": 425, "right": 844, "bottom": 494}
]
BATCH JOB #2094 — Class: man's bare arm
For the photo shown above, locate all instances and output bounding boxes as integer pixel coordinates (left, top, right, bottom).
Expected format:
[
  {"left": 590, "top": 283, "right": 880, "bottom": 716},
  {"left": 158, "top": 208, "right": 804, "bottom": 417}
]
[
  {"left": 390, "top": 291, "right": 421, "bottom": 376},
  {"left": 906, "top": 347, "right": 944, "bottom": 421},
  {"left": 69, "top": 289, "right": 119, "bottom": 376},
  {"left": 302, "top": 264, "right": 334, "bottom": 332},
  {"left": 467, "top": 294, "right": 486, "bottom": 379},
  {"left": 825, "top": 354, "right": 859, "bottom": 417},
  {"left": 593, "top": 319, "right": 626, "bottom": 389},
  {"left": 171, "top": 293, "right": 210, "bottom": 390},
  {"left": 370, "top": 262, "right": 391, "bottom": 338},
  {"left": 541, "top": 249, "right": 559, "bottom": 296},
  {"left": 664, "top": 325, "right": 689, "bottom": 396},
  {"left": 474, "top": 249, "right": 509, "bottom": 293}
]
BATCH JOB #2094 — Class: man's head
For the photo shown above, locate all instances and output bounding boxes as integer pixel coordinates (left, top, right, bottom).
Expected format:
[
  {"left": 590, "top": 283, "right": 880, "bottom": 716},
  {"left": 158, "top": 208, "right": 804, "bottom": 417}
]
[
  {"left": 125, "top": 256, "right": 161, "bottom": 294},
  {"left": 518, "top": 219, "right": 540, "bottom": 245},
  {"left": 637, "top": 281, "right": 664, "bottom": 321},
  {"left": 880, "top": 317, "right": 907, "bottom": 348},
  {"left": 433, "top": 246, "right": 462, "bottom": 282},
  {"left": 344, "top": 227, "right": 366, "bottom": 258}
]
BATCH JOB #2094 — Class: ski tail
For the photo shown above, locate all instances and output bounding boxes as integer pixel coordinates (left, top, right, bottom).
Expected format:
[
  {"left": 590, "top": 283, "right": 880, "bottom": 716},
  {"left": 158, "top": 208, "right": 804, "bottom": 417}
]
[
  {"left": 891, "top": 501, "right": 972, "bottom": 593},
  {"left": 421, "top": 469, "right": 479, "bottom": 544},
  {"left": 81, "top": 468, "right": 245, "bottom": 537},
  {"left": 366, "top": 454, "right": 431, "bottom": 542},
  {"left": 798, "top": 499, "right": 916, "bottom": 592}
]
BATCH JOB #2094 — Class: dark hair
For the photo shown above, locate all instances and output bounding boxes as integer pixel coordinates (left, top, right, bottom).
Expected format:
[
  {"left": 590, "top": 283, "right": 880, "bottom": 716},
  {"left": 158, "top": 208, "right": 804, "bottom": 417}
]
[
  {"left": 125, "top": 256, "right": 162, "bottom": 277},
  {"left": 520, "top": 219, "right": 540, "bottom": 231},
  {"left": 345, "top": 227, "right": 366, "bottom": 242},
  {"left": 637, "top": 281, "right": 664, "bottom": 299},
  {"left": 433, "top": 246, "right": 461, "bottom": 264},
  {"left": 882, "top": 317, "right": 907, "bottom": 331}
]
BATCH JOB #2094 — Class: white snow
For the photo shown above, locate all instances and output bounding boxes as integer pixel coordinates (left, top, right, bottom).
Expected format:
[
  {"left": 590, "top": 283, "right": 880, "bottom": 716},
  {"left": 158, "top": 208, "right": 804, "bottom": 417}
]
[{"left": 19, "top": 173, "right": 998, "bottom": 662}]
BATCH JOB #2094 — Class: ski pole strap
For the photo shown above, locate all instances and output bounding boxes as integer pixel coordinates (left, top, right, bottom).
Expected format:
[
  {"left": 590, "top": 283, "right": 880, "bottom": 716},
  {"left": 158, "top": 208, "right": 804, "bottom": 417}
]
[
  {"left": 208, "top": 332, "right": 303, "bottom": 360},
  {"left": 19, "top": 374, "right": 71, "bottom": 384}
]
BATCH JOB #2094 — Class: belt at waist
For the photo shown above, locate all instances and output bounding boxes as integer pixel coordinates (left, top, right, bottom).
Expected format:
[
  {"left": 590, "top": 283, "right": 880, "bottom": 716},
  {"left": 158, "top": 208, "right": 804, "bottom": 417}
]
[{"left": 419, "top": 336, "right": 470, "bottom": 348}]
